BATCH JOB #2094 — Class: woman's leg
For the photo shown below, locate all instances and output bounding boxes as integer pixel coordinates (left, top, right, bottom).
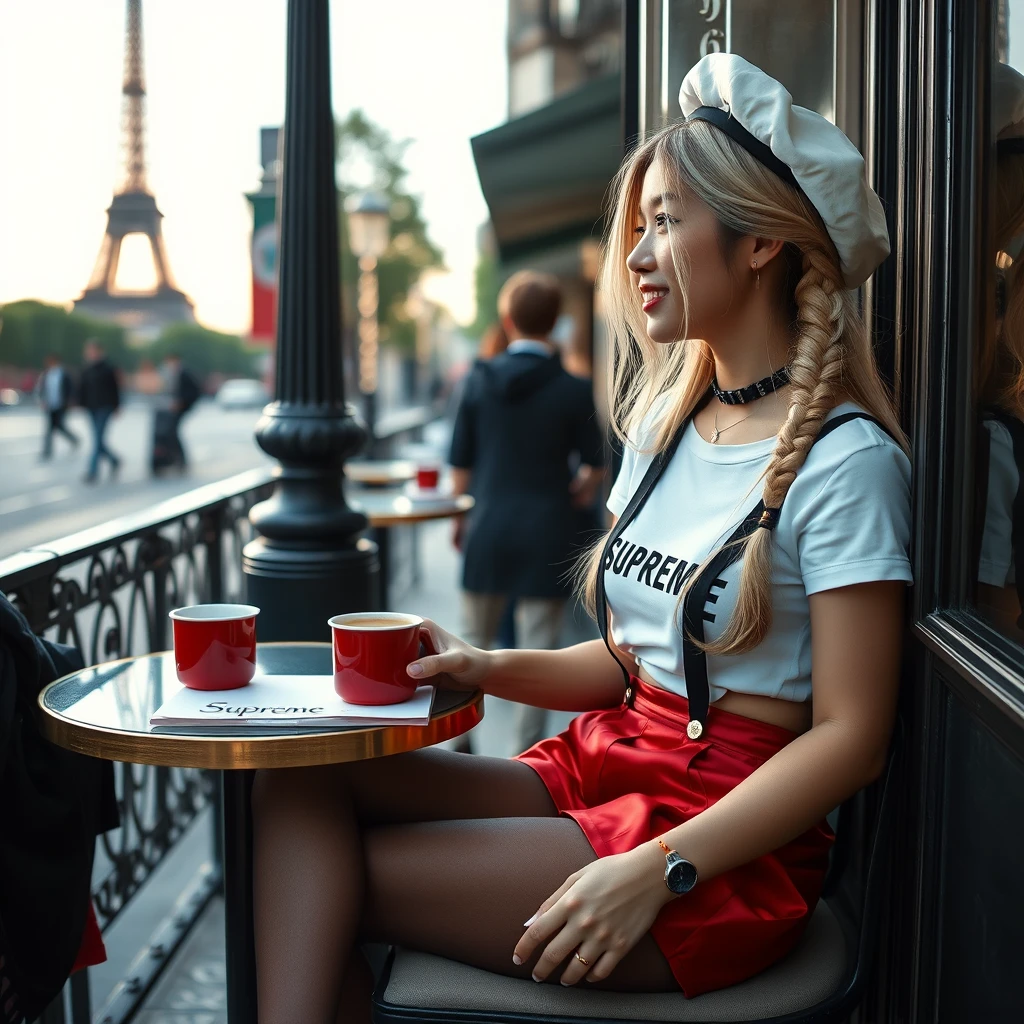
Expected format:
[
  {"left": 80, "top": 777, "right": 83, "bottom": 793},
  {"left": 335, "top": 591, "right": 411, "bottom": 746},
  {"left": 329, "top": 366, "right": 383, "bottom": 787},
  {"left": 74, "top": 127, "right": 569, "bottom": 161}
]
[{"left": 252, "top": 749, "right": 675, "bottom": 1023}]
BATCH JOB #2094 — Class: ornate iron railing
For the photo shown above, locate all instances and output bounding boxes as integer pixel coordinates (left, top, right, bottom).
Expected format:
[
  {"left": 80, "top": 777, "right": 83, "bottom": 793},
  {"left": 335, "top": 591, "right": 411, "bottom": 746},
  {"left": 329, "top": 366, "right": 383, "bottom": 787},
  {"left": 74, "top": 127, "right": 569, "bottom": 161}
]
[{"left": 0, "top": 467, "right": 275, "bottom": 1024}]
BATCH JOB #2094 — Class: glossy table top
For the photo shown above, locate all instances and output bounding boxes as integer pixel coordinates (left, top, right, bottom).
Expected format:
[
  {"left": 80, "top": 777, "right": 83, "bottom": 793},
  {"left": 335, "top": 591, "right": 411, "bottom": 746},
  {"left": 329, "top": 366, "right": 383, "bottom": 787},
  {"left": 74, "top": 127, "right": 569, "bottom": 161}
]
[
  {"left": 351, "top": 490, "right": 474, "bottom": 528},
  {"left": 37, "top": 643, "right": 482, "bottom": 770}
]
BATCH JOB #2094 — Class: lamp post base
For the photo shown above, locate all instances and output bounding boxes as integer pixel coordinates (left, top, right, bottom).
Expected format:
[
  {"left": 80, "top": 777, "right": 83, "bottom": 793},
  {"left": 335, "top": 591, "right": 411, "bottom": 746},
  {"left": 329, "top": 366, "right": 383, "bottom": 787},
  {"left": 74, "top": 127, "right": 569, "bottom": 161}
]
[{"left": 242, "top": 538, "right": 380, "bottom": 640}]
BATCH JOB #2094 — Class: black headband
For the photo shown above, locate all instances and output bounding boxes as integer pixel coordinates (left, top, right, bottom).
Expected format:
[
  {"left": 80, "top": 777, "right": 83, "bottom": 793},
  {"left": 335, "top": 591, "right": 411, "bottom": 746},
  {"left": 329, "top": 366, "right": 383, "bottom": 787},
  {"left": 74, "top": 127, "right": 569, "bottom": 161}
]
[{"left": 687, "top": 105, "right": 800, "bottom": 190}]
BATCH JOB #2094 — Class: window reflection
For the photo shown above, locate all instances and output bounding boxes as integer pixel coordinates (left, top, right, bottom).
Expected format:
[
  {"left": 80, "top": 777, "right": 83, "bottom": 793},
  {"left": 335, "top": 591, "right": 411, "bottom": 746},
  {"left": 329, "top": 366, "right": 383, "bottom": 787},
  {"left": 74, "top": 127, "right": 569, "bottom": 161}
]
[
  {"left": 975, "top": 5, "right": 1024, "bottom": 638},
  {"left": 664, "top": 1, "right": 835, "bottom": 123}
]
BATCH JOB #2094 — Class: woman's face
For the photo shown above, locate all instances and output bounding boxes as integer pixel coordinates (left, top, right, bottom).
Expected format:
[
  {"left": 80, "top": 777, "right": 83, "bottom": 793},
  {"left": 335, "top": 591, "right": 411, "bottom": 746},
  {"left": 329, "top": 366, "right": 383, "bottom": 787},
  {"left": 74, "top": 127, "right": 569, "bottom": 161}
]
[{"left": 626, "top": 158, "right": 740, "bottom": 345}]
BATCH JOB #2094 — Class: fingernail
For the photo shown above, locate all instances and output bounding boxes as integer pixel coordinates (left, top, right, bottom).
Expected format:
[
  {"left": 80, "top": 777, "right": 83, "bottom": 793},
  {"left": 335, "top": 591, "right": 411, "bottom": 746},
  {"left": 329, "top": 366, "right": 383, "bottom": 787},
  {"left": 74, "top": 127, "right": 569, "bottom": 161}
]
[
  {"left": 532, "top": 974, "right": 542, "bottom": 983},
  {"left": 561, "top": 981, "right": 572, "bottom": 987},
  {"left": 407, "top": 663, "right": 424, "bottom": 677},
  {"left": 523, "top": 913, "right": 537, "bottom": 927},
  {"left": 512, "top": 955, "right": 522, "bottom": 966}
]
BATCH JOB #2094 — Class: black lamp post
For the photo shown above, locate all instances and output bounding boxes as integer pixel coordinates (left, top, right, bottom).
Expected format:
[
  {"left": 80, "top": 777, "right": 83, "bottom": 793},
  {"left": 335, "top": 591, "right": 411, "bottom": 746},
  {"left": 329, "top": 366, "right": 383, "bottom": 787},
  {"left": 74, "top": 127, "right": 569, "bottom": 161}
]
[{"left": 242, "top": 0, "right": 380, "bottom": 640}]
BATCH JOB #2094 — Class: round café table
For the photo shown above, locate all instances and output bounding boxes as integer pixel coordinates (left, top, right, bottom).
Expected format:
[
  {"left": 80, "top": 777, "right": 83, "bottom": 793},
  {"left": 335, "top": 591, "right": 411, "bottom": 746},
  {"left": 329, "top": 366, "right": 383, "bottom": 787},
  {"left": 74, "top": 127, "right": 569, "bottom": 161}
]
[
  {"left": 352, "top": 491, "right": 474, "bottom": 608},
  {"left": 37, "top": 642, "right": 483, "bottom": 1024}
]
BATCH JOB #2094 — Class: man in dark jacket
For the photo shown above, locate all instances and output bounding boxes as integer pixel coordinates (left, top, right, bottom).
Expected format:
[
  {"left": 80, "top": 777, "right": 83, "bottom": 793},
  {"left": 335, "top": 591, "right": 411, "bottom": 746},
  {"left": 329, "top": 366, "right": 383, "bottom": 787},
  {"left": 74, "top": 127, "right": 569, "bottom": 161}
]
[
  {"left": 449, "top": 270, "right": 605, "bottom": 755},
  {"left": 77, "top": 339, "right": 122, "bottom": 484}
]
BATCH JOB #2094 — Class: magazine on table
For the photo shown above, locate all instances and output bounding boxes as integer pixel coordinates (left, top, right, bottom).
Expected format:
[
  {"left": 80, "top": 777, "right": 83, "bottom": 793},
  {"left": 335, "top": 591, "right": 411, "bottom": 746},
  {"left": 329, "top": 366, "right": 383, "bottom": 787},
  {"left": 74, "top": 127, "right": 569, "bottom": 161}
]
[{"left": 150, "top": 674, "right": 435, "bottom": 730}]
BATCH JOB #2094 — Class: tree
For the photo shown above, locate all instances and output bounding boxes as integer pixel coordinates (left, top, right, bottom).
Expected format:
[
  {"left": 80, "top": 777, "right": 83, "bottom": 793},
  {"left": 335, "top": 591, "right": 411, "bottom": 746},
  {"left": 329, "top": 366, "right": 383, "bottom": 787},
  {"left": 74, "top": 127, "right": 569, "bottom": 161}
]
[
  {"left": 469, "top": 248, "right": 502, "bottom": 340},
  {"left": 0, "top": 301, "right": 132, "bottom": 370},
  {"left": 336, "top": 111, "right": 445, "bottom": 355},
  {"left": 148, "top": 323, "right": 258, "bottom": 380}
]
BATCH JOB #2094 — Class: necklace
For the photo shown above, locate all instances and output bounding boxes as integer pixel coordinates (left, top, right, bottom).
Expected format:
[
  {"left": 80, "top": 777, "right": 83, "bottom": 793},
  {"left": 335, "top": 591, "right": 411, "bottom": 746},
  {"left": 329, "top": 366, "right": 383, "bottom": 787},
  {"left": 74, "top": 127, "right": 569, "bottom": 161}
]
[
  {"left": 711, "top": 366, "right": 791, "bottom": 405},
  {"left": 710, "top": 405, "right": 758, "bottom": 443}
]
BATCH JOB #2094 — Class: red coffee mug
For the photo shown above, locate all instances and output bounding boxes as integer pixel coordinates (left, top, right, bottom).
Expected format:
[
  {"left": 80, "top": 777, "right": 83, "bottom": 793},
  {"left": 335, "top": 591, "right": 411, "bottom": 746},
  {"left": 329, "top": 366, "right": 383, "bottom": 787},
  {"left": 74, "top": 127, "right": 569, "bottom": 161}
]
[
  {"left": 169, "top": 604, "right": 259, "bottom": 690},
  {"left": 416, "top": 466, "right": 440, "bottom": 489},
  {"left": 328, "top": 612, "right": 434, "bottom": 705}
]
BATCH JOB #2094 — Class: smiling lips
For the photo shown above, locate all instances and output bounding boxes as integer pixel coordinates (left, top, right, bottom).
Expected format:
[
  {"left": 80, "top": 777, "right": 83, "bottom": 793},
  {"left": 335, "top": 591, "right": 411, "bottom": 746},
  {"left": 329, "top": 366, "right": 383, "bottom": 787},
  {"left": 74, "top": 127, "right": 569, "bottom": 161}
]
[{"left": 640, "top": 285, "right": 669, "bottom": 313}]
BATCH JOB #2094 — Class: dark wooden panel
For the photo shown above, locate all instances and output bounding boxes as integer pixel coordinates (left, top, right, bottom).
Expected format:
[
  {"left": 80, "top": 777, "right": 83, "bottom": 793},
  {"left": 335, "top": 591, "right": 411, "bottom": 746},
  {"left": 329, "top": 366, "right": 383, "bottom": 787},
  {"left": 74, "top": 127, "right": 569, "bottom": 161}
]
[{"left": 938, "top": 688, "right": 1024, "bottom": 1022}]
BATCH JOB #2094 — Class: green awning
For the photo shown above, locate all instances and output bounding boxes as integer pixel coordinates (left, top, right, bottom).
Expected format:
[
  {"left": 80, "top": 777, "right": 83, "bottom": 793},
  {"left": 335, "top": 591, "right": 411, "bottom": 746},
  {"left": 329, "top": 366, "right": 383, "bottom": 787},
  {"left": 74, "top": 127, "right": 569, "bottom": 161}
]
[{"left": 471, "top": 74, "right": 622, "bottom": 266}]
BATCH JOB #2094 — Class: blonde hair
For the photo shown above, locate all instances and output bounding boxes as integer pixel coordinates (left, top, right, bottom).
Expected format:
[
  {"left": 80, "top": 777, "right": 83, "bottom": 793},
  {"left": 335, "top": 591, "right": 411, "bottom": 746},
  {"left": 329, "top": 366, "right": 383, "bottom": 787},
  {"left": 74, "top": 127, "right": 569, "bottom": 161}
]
[{"left": 581, "top": 119, "right": 908, "bottom": 656}]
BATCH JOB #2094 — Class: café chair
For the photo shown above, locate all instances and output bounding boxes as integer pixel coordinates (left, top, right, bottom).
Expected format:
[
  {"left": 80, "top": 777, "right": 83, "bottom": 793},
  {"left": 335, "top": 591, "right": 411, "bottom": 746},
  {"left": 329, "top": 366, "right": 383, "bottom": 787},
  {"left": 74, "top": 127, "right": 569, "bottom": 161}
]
[{"left": 371, "top": 725, "right": 901, "bottom": 1024}]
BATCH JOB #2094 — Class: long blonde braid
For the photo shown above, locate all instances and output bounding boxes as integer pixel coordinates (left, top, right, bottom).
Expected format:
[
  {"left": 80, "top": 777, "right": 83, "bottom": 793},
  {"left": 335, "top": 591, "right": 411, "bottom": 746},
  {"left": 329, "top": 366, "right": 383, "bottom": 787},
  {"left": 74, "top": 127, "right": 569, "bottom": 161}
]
[{"left": 688, "top": 249, "right": 848, "bottom": 655}]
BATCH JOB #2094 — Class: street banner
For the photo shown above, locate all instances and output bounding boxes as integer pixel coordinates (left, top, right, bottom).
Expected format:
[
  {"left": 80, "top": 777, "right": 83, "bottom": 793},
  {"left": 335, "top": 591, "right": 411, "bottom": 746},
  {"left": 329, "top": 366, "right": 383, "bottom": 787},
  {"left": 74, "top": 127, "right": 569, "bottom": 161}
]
[{"left": 248, "top": 192, "right": 278, "bottom": 343}]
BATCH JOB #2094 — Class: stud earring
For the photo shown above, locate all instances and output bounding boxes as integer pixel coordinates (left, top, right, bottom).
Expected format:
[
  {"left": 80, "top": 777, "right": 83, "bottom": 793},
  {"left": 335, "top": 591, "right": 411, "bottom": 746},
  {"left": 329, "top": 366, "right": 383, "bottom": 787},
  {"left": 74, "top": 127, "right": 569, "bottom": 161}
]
[{"left": 752, "top": 260, "right": 760, "bottom": 290}]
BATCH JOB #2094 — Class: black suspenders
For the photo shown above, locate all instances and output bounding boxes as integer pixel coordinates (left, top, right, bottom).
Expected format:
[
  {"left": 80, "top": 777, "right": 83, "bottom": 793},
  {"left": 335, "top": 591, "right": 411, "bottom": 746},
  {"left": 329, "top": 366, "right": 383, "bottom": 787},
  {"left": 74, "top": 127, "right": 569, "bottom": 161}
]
[{"left": 596, "top": 410, "right": 891, "bottom": 739}]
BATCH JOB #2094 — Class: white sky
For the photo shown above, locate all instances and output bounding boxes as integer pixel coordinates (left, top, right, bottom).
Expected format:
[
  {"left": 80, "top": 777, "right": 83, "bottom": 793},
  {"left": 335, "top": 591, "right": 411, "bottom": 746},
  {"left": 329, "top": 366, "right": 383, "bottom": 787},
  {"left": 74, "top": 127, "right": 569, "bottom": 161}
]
[{"left": 0, "top": 1, "right": 508, "bottom": 334}]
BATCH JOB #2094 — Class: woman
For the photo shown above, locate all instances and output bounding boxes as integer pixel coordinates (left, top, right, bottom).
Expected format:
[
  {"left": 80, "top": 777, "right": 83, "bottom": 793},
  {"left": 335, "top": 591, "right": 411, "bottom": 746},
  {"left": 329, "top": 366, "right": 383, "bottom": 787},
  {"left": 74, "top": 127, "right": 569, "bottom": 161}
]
[{"left": 252, "top": 53, "right": 912, "bottom": 1021}]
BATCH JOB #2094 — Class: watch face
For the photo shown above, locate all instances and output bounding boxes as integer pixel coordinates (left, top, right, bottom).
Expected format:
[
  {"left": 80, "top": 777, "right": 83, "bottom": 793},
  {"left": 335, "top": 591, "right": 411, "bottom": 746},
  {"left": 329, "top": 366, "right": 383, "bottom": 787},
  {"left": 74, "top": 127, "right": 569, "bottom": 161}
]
[{"left": 666, "top": 857, "right": 698, "bottom": 894}]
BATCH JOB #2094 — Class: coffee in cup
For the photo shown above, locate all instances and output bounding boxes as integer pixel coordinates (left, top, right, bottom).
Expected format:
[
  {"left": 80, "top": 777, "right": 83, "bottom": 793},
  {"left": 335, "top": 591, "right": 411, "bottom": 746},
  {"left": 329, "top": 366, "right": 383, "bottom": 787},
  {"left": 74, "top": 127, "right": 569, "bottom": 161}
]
[
  {"left": 169, "top": 603, "right": 260, "bottom": 690},
  {"left": 328, "top": 612, "right": 433, "bottom": 705}
]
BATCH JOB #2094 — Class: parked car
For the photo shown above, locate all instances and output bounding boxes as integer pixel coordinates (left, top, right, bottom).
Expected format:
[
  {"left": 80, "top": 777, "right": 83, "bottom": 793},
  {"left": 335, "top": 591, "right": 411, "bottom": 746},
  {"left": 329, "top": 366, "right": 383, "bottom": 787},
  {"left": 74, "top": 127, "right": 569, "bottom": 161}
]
[{"left": 215, "top": 378, "right": 270, "bottom": 410}]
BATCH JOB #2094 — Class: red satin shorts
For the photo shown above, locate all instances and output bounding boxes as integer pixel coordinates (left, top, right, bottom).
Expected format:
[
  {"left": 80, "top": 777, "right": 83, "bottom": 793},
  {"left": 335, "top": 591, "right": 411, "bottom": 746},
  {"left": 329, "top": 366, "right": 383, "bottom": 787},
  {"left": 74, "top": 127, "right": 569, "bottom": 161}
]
[{"left": 515, "top": 678, "right": 833, "bottom": 997}]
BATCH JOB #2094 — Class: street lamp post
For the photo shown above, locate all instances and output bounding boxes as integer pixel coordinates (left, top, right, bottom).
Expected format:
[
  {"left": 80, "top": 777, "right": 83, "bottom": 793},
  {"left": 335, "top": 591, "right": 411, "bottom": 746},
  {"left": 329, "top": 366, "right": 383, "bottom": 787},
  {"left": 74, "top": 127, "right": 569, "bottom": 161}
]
[
  {"left": 346, "top": 191, "right": 389, "bottom": 450},
  {"left": 243, "top": 0, "right": 379, "bottom": 640}
]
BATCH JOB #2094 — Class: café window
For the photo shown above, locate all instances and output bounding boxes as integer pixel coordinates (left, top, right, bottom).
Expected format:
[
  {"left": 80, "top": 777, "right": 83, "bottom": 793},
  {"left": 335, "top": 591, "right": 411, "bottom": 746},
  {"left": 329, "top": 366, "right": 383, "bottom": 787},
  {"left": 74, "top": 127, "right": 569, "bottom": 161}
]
[
  {"left": 970, "top": 0, "right": 1024, "bottom": 656},
  {"left": 639, "top": 1, "right": 861, "bottom": 137}
]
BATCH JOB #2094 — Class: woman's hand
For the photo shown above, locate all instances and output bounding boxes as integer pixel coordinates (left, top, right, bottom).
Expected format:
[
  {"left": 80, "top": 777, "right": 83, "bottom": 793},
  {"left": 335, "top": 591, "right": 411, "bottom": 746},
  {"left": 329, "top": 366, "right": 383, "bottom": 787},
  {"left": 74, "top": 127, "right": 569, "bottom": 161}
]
[
  {"left": 407, "top": 618, "right": 491, "bottom": 690},
  {"left": 513, "top": 845, "right": 673, "bottom": 985}
]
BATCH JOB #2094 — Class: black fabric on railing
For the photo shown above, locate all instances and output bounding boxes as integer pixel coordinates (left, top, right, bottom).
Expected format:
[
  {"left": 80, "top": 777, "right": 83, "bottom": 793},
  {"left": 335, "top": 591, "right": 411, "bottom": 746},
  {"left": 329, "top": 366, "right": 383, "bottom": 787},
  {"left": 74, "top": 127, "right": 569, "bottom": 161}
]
[{"left": 0, "top": 594, "right": 118, "bottom": 1021}]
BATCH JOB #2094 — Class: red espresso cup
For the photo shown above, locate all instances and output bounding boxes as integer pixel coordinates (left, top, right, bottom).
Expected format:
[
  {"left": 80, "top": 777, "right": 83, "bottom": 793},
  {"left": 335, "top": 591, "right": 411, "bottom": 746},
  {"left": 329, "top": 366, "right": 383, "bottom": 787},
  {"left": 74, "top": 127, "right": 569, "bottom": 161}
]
[
  {"left": 168, "top": 603, "right": 260, "bottom": 690},
  {"left": 416, "top": 465, "right": 440, "bottom": 490},
  {"left": 328, "top": 612, "right": 434, "bottom": 705}
]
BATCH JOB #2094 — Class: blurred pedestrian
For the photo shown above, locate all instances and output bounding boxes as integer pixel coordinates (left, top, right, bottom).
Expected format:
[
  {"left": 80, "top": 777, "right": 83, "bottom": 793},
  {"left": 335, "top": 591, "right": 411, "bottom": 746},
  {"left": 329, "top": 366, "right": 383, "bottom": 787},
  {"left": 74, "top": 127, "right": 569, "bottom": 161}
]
[
  {"left": 77, "top": 340, "right": 122, "bottom": 484},
  {"left": 152, "top": 354, "right": 201, "bottom": 474},
  {"left": 34, "top": 354, "right": 79, "bottom": 460},
  {"left": 449, "top": 270, "right": 606, "bottom": 755},
  {"left": 477, "top": 321, "right": 516, "bottom": 650}
]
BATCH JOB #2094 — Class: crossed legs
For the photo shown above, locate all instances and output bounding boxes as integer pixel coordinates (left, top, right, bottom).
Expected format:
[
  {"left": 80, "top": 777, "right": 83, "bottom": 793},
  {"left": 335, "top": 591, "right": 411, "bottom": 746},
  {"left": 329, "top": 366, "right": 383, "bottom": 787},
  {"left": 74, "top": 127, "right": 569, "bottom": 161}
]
[{"left": 252, "top": 748, "right": 676, "bottom": 1023}]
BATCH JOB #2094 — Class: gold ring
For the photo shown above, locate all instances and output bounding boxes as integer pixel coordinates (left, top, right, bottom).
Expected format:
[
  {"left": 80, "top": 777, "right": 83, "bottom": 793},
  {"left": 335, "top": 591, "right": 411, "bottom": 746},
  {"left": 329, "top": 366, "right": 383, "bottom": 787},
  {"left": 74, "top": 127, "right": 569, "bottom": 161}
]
[{"left": 574, "top": 952, "right": 590, "bottom": 967}]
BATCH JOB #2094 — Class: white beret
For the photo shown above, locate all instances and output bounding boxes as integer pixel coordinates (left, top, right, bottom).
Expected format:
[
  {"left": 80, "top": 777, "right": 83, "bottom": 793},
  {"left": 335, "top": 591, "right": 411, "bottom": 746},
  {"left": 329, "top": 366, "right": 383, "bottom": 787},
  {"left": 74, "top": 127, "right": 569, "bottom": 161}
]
[{"left": 678, "top": 53, "right": 889, "bottom": 290}]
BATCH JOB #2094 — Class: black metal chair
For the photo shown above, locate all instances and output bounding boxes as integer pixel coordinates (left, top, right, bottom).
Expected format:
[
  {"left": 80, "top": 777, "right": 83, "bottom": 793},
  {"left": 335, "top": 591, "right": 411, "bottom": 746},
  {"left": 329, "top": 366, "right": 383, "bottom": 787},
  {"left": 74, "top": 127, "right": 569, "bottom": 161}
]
[{"left": 371, "top": 724, "right": 901, "bottom": 1024}]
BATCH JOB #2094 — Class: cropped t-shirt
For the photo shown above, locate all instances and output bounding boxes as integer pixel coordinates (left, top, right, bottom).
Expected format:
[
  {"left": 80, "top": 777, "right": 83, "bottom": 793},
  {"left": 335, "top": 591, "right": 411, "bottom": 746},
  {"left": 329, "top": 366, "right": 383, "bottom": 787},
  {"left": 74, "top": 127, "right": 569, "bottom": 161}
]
[{"left": 605, "top": 401, "right": 913, "bottom": 704}]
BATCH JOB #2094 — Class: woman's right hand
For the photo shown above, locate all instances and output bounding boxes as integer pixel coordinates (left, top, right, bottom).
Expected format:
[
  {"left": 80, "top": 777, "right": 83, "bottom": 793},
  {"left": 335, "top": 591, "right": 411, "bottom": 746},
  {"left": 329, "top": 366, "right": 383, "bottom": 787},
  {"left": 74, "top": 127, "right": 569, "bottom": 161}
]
[{"left": 408, "top": 618, "right": 491, "bottom": 690}]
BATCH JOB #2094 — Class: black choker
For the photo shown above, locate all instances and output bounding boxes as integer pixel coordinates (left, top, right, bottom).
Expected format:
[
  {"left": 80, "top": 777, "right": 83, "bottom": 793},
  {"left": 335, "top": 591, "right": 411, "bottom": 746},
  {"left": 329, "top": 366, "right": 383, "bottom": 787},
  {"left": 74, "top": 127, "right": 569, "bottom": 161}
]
[{"left": 711, "top": 367, "right": 791, "bottom": 405}]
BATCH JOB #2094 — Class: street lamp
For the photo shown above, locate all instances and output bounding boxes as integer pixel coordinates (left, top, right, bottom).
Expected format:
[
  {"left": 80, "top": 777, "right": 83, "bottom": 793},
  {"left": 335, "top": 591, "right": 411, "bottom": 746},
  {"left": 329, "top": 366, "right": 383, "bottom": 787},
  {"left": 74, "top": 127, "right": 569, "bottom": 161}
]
[{"left": 346, "top": 191, "right": 390, "bottom": 445}]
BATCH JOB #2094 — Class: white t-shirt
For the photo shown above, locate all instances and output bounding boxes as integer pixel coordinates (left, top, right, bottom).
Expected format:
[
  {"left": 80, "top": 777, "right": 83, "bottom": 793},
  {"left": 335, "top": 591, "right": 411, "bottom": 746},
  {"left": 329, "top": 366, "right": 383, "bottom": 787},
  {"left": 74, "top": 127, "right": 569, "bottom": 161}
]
[{"left": 605, "top": 401, "right": 913, "bottom": 704}]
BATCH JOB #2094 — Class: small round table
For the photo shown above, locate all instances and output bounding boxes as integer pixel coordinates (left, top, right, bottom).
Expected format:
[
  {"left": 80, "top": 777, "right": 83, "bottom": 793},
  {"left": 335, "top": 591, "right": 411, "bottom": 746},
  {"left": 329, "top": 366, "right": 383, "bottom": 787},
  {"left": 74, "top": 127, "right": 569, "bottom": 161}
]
[
  {"left": 37, "top": 643, "right": 483, "bottom": 1024},
  {"left": 353, "top": 491, "right": 474, "bottom": 608}
]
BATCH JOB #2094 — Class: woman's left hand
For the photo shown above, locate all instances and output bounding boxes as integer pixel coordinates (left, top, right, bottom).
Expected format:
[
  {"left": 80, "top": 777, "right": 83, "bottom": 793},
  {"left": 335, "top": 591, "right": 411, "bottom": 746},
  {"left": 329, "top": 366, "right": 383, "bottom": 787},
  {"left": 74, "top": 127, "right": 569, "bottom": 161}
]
[{"left": 513, "top": 846, "right": 673, "bottom": 986}]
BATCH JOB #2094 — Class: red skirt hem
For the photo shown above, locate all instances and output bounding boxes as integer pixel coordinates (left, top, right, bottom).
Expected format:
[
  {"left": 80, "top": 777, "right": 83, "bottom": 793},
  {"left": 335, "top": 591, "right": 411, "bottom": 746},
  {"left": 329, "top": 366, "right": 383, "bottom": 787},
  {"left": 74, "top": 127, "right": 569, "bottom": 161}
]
[{"left": 516, "top": 679, "right": 833, "bottom": 997}]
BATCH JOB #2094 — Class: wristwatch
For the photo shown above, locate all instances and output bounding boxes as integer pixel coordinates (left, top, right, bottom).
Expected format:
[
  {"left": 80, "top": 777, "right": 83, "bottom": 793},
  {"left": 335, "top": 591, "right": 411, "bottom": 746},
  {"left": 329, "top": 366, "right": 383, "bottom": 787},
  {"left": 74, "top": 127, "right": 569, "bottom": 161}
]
[{"left": 657, "top": 839, "right": 698, "bottom": 895}]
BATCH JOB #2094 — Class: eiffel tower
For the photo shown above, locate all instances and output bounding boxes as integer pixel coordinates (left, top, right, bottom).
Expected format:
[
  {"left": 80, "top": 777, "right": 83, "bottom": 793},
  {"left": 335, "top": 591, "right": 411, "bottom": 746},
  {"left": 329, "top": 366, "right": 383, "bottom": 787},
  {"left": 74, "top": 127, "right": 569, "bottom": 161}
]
[{"left": 74, "top": 0, "right": 194, "bottom": 336}]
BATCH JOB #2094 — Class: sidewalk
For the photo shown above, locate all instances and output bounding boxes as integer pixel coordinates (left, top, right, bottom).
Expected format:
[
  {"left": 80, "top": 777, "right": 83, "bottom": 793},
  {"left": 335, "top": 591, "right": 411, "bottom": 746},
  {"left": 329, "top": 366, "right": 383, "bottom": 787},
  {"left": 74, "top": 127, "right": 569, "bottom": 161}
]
[{"left": 111, "top": 515, "right": 597, "bottom": 1021}]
